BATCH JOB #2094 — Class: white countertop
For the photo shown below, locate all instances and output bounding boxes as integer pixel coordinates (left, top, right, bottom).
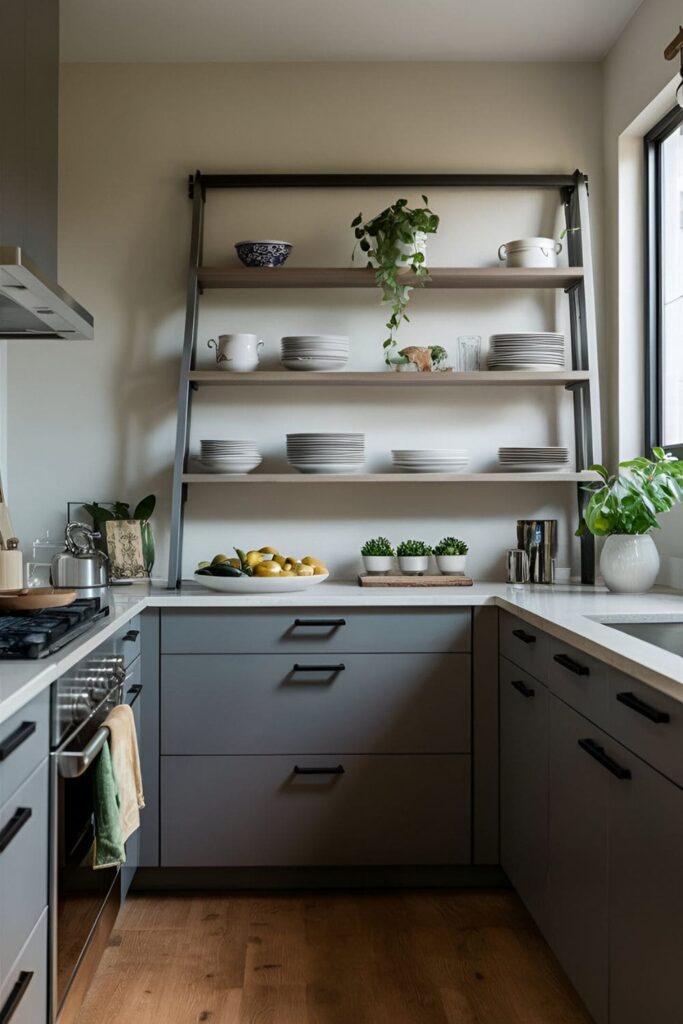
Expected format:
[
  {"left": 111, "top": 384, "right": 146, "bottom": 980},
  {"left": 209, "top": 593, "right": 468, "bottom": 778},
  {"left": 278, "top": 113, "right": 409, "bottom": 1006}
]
[{"left": 2, "top": 579, "right": 683, "bottom": 725}]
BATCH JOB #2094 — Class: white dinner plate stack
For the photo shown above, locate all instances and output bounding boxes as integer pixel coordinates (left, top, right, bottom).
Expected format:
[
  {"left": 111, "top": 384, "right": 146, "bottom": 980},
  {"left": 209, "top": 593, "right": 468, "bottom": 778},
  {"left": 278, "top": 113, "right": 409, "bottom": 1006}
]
[
  {"left": 488, "top": 333, "right": 565, "bottom": 371},
  {"left": 392, "top": 449, "right": 470, "bottom": 473},
  {"left": 287, "top": 433, "right": 365, "bottom": 474},
  {"left": 498, "top": 446, "right": 570, "bottom": 472},
  {"left": 199, "top": 439, "right": 262, "bottom": 474},
  {"left": 281, "top": 335, "right": 350, "bottom": 371}
]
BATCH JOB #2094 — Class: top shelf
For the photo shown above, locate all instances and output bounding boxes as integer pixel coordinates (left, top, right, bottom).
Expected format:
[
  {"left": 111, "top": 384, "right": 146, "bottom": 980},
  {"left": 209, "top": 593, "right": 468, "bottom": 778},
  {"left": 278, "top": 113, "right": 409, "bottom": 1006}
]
[{"left": 198, "top": 266, "right": 584, "bottom": 290}]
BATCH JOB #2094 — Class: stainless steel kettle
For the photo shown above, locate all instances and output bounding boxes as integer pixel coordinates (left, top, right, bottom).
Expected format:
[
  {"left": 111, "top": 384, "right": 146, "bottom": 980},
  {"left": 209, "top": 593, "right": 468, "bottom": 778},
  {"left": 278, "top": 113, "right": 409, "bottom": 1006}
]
[{"left": 52, "top": 523, "right": 109, "bottom": 589}]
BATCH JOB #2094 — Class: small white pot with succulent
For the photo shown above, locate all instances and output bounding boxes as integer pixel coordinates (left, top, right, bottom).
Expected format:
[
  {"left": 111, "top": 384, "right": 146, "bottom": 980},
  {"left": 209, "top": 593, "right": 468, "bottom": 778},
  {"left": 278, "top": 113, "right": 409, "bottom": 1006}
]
[
  {"left": 397, "top": 539, "right": 432, "bottom": 575},
  {"left": 434, "top": 536, "right": 469, "bottom": 575},
  {"left": 361, "top": 536, "right": 395, "bottom": 575}
]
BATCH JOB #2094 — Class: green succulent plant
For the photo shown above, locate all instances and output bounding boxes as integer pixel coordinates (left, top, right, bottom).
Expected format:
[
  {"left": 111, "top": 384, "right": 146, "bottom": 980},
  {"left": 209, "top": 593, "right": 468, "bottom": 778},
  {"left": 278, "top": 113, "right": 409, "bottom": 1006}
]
[
  {"left": 429, "top": 345, "right": 449, "bottom": 367},
  {"left": 434, "top": 537, "right": 469, "bottom": 556},
  {"left": 397, "top": 539, "right": 432, "bottom": 557},
  {"left": 361, "top": 537, "right": 395, "bottom": 557},
  {"left": 577, "top": 449, "right": 683, "bottom": 537}
]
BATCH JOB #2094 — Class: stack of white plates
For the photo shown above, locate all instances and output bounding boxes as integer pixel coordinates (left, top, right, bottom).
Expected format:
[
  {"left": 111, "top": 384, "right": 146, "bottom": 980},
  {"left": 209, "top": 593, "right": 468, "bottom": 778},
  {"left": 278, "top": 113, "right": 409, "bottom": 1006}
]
[
  {"left": 498, "top": 447, "right": 570, "bottom": 472},
  {"left": 199, "top": 439, "right": 262, "bottom": 474},
  {"left": 392, "top": 449, "right": 470, "bottom": 473},
  {"left": 281, "top": 335, "right": 350, "bottom": 371},
  {"left": 488, "top": 333, "right": 565, "bottom": 371},
  {"left": 287, "top": 433, "right": 365, "bottom": 474}
]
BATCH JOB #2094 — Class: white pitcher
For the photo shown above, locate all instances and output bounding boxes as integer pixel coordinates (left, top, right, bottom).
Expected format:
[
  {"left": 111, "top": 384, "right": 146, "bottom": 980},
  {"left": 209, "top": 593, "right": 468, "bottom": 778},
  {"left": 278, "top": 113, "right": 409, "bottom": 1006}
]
[{"left": 207, "top": 333, "right": 264, "bottom": 372}]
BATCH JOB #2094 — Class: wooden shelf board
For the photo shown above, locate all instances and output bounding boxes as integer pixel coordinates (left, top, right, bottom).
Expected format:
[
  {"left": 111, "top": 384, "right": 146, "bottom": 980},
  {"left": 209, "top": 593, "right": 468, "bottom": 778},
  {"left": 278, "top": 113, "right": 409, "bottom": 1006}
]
[
  {"left": 183, "top": 472, "right": 598, "bottom": 484},
  {"left": 198, "top": 266, "right": 584, "bottom": 290},
  {"left": 189, "top": 370, "right": 590, "bottom": 388}
]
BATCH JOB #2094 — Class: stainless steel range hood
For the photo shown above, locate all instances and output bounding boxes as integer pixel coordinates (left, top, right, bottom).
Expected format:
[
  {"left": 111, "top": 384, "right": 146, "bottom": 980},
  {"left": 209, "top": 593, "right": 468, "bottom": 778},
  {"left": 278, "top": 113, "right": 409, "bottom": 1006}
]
[{"left": 0, "top": 247, "right": 94, "bottom": 340}]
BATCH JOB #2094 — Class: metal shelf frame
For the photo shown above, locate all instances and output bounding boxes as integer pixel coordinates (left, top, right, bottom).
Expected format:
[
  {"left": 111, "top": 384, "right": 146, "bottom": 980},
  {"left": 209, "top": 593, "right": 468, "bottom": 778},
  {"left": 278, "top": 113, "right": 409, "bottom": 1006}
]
[{"left": 168, "top": 169, "right": 602, "bottom": 587}]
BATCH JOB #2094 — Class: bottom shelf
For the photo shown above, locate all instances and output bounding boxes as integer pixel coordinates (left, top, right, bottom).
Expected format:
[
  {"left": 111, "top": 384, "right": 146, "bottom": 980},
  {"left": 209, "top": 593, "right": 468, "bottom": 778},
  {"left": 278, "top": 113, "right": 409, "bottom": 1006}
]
[{"left": 182, "top": 472, "right": 598, "bottom": 484}]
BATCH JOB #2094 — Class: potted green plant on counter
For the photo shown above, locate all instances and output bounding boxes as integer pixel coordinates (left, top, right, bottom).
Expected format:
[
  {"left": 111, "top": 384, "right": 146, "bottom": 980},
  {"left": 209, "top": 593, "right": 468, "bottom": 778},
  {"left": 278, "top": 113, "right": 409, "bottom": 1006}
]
[
  {"left": 396, "top": 539, "right": 432, "bottom": 576},
  {"left": 577, "top": 449, "right": 683, "bottom": 592},
  {"left": 351, "top": 197, "right": 439, "bottom": 365},
  {"left": 84, "top": 494, "right": 156, "bottom": 575},
  {"left": 434, "top": 536, "right": 469, "bottom": 575},
  {"left": 361, "top": 536, "right": 395, "bottom": 575}
]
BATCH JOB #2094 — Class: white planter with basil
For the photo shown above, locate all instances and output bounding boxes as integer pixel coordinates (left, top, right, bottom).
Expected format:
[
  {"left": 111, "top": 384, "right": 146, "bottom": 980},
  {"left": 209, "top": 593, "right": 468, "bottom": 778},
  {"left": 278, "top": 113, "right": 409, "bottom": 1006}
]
[
  {"left": 398, "top": 555, "right": 430, "bottom": 576},
  {"left": 362, "top": 555, "right": 394, "bottom": 575},
  {"left": 435, "top": 554, "right": 468, "bottom": 576},
  {"left": 600, "top": 534, "right": 660, "bottom": 593}
]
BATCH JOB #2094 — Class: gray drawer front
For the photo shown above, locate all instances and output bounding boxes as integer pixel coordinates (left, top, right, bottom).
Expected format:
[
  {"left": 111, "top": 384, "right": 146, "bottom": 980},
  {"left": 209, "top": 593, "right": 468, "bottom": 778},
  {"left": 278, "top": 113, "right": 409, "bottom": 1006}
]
[
  {"left": 160, "top": 608, "right": 471, "bottom": 655},
  {"left": 0, "top": 690, "right": 49, "bottom": 809},
  {"left": 0, "top": 761, "right": 48, "bottom": 990},
  {"left": 114, "top": 615, "right": 142, "bottom": 667},
  {"left": 499, "top": 611, "right": 548, "bottom": 682},
  {"left": 0, "top": 909, "right": 48, "bottom": 1024},
  {"left": 608, "top": 671, "right": 683, "bottom": 787},
  {"left": 547, "top": 640, "right": 609, "bottom": 729},
  {"left": 161, "top": 754, "right": 470, "bottom": 867},
  {"left": 161, "top": 653, "right": 471, "bottom": 755}
]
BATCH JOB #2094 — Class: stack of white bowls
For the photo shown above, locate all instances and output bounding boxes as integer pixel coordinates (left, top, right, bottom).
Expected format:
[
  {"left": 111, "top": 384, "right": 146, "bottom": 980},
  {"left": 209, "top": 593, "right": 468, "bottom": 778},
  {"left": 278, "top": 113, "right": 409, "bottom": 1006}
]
[
  {"left": 281, "top": 335, "right": 350, "bottom": 371},
  {"left": 198, "top": 439, "right": 262, "bottom": 474},
  {"left": 498, "top": 446, "right": 570, "bottom": 472},
  {"left": 488, "top": 333, "right": 565, "bottom": 370},
  {"left": 286, "top": 433, "right": 365, "bottom": 474},
  {"left": 392, "top": 449, "right": 470, "bottom": 473}
]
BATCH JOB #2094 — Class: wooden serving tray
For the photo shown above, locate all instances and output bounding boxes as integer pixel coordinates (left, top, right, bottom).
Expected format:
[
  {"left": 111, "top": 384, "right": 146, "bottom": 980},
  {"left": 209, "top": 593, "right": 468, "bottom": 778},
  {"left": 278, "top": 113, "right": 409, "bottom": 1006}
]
[
  {"left": 358, "top": 573, "right": 474, "bottom": 587},
  {"left": 0, "top": 587, "right": 77, "bottom": 611}
]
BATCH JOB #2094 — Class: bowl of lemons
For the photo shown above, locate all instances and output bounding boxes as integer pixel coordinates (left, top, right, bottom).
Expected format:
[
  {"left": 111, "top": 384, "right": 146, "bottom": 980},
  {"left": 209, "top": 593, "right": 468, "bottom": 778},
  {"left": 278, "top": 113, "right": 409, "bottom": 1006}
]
[{"left": 193, "top": 547, "right": 329, "bottom": 593}]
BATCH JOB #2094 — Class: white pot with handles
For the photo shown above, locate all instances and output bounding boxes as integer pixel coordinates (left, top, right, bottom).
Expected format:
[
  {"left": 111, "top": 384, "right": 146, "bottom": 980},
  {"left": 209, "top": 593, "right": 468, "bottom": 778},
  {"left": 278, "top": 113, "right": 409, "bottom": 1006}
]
[
  {"left": 599, "top": 534, "right": 660, "bottom": 593},
  {"left": 207, "top": 333, "right": 264, "bottom": 372},
  {"left": 498, "top": 237, "right": 562, "bottom": 269}
]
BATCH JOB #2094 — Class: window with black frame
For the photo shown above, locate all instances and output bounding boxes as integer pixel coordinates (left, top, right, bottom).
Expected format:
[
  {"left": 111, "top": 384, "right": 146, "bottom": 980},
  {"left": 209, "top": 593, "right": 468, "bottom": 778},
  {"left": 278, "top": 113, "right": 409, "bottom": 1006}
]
[{"left": 645, "top": 105, "right": 683, "bottom": 458}]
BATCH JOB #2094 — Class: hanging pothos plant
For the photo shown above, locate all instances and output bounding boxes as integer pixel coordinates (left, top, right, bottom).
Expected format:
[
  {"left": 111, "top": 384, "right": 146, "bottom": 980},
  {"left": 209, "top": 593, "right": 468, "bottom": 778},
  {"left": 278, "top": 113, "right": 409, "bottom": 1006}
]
[{"left": 351, "top": 197, "right": 439, "bottom": 364}]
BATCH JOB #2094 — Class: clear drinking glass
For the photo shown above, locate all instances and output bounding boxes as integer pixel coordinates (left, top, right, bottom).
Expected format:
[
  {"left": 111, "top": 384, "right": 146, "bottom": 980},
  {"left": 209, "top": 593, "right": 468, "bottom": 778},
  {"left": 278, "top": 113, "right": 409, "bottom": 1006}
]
[{"left": 457, "top": 335, "right": 482, "bottom": 371}]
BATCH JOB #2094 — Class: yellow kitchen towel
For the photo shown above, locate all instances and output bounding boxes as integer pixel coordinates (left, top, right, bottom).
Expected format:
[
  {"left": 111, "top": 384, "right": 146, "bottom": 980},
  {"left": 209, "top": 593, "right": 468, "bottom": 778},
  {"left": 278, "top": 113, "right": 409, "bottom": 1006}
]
[{"left": 104, "top": 703, "right": 145, "bottom": 844}]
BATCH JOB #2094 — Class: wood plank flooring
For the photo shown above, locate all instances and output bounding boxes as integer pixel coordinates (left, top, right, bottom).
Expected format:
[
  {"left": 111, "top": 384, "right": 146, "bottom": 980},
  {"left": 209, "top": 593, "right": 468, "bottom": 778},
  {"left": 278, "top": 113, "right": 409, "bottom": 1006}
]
[{"left": 74, "top": 890, "right": 592, "bottom": 1024}]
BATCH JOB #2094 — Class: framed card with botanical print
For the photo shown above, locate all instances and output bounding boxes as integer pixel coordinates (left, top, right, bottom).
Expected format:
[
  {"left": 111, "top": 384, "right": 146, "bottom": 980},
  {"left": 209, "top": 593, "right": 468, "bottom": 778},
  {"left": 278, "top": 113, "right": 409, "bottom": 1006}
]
[{"left": 105, "top": 519, "right": 148, "bottom": 580}]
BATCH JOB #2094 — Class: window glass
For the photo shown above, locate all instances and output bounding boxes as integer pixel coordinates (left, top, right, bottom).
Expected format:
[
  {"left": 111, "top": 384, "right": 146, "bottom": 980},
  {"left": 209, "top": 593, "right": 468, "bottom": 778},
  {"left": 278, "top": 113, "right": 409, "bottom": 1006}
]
[{"left": 661, "top": 124, "right": 683, "bottom": 446}]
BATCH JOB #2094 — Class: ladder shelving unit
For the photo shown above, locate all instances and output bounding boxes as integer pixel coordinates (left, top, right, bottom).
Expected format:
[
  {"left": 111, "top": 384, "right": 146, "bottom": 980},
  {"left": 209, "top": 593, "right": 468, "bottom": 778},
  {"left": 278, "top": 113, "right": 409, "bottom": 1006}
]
[{"left": 168, "top": 170, "right": 602, "bottom": 588}]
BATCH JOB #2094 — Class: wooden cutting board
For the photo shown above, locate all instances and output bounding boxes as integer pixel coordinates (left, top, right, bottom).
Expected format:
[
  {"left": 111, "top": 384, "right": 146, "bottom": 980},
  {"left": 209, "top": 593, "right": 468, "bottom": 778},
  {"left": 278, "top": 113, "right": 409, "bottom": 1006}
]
[
  {"left": 358, "top": 573, "right": 474, "bottom": 587},
  {"left": 0, "top": 587, "right": 77, "bottom": 611}
]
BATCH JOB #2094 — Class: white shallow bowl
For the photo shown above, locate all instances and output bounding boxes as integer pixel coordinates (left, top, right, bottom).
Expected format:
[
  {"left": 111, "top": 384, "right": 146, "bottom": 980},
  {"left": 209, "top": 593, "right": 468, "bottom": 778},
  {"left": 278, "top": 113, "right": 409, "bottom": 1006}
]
[
  {"left": 194, "top": 571, "right": 329, "bottom": 593},
  {"left": 289, "top": 462, "right": 365, "bottom": 474}
]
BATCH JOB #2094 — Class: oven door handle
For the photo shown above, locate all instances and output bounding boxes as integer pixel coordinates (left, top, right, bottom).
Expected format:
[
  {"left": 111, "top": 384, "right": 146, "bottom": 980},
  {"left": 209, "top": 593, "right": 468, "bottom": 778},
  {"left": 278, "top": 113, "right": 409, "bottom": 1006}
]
[{"left": 57, "top": 726, "right": 110, "bottom": 779}]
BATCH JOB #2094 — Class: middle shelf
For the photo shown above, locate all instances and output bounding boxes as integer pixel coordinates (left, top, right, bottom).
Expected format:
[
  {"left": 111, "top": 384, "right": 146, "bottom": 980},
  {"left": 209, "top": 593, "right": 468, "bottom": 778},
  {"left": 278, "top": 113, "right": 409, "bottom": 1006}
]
[
  {"left": 189, "top": 370, "right": 590, "bottom": 388},
  {"left": 183, "top": 472, "right": 599, "bottom": 484}
]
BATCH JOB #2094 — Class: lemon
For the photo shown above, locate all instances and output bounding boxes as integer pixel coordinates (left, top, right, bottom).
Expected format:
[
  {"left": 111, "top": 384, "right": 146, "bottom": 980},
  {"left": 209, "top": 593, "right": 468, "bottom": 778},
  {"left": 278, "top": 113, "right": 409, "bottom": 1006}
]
[
  {"left": 302, "top": 556, "right": 324, "bottom": 568},
  {"left": 246, "top": 550, "right": 266, "bottom": 568},
  {"left": 259, "top": 546, "right": 279, "bottom": 555},
  {"left": 272, "top": 554, "right": 287, "bottom": 568},
  {"left": 296, "top": 564, "right": 315, "bottom": 577},
  {"left": 255, "top": 560, "right": 282, "bottom": 577},
  {"left": 211, "top": 553, "right": 230, "bottom": 565},
  {"left": 313, "top": 565, "right": 328, "bottom": 576}
]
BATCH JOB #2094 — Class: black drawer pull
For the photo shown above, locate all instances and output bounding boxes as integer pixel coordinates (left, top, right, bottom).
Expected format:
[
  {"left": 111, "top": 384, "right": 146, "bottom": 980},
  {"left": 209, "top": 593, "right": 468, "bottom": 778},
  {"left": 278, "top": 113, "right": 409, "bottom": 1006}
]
[
  {"left": 616, "top": 691, "right": 670, "bottom": 724},
  {"left": 293, "top": 618, "right": 346, "bottom": 628},
  {"left": 292, "top": 663, "right": 345, "bottom": 673},
  {"left": 0, "top": 721, "right": 36, "bottom": 762},
  {"left": 122, "top": 629, "right": 140, "bottom": 642},
  {"left": 553, "top": 653, "right": 589, "bottom": 677},
  {"left": 578, "top": 739, "right": 631, "bottom": 780},
  {"left": 0, "top": 807, "right": 32, "bottom": 854},
  {"left": 512, "top": 628, "right": 536, "bottom": 645},
  {"left": 293, "top": 765, "right": 345, "bottom": 776},
  {"left": 511, "top": 678, "right": 535, "bottom": 698},
  {"left": 0, "top": 971, "right": 33, "bottom": 1024},
  {"left": 126, "top": 684, "right": 143, "bottom": 707}
]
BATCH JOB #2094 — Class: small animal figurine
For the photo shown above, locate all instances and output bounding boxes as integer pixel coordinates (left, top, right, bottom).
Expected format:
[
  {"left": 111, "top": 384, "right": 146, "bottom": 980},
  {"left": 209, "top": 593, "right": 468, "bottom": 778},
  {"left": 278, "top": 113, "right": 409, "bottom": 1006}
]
[{"left": 398, "top": 346, "right": 433, "bottom": 372}]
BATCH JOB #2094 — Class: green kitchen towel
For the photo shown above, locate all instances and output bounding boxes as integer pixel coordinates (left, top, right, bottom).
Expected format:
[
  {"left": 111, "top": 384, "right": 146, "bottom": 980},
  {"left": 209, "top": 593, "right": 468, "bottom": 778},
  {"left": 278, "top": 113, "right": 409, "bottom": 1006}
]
[{"left": 92, "top": 740, "right": 125, "bottom": 869}]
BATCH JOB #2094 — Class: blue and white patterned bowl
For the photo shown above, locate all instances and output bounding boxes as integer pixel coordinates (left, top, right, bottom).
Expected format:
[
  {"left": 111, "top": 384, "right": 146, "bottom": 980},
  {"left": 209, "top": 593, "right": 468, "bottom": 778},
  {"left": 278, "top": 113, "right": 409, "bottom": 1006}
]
[{"left": 235, "top": 240, "right": 293, "bottom": 268}]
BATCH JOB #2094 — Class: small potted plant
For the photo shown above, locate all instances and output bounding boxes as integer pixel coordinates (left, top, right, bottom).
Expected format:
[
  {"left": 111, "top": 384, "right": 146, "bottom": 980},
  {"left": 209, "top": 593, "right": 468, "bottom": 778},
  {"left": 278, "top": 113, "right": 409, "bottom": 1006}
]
[
  {"left": 351, "top": 197, "right": 439, "bottom": 365},
  {"left": 434, "top": 537, "right": 469, "bottom": 575},
  {"left": 396, "top": 539, "right": 432, "bottom": 576},
  {"left": 577, "top": 448, "right": 683, "bottom": 593},
  {"left": 361, "top": 537, "right": 395, "bottom": 575}
]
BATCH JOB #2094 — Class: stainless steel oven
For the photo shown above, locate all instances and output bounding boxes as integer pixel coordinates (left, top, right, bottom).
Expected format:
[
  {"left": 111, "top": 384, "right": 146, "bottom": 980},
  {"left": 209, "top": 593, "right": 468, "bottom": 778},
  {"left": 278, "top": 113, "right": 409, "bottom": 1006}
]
[{"left": 50, "top": 652, "right": 139, "bottom": 1023}]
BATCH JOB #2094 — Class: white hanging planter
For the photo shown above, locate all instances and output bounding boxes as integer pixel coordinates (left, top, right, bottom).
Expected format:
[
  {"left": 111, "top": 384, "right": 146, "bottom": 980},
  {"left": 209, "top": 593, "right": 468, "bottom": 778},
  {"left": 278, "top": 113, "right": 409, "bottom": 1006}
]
[{"left": 599, "top": 534, "right": 660, "bottom": 593}]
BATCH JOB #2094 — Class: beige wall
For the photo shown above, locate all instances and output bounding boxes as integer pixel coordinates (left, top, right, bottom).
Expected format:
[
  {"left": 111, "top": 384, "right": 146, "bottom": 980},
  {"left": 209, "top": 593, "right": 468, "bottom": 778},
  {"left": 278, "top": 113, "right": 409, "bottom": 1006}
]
[{"left": 7, "top": 61, "right": 604, "bottom": 579}]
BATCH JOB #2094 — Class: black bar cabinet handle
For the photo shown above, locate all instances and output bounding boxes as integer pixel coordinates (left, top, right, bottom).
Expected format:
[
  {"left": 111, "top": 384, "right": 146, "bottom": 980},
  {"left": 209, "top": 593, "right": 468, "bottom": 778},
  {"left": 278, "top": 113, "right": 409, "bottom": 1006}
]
[
  {"left": 293, "top": 618, "right": 346, "bottom": 628},
  {"left": 0, "top": 971, "right": 33, "bottom": 1024},
  {"left": 616, "top": 691, "right": 670, "bottom": 724},
  {"left": 122, "top": 630, "right": 140, "bottom": 642},
  {"left": 126, "top": 684, "right": 143, "bottom": 707},
  {"left": 292, "top": 664, "right": 345, "bottom": 673},
  {"left": 553, "top": 653, "right": 590, "bottom": 677},
  {"left": 511, "top": 678, "right": 535, "bottom": 699},
  {"left": 578, "top": 739, "right": 631, "bottom": 780},
  {"left": 293, "top": 765, "right": 345, "bottom": 776},
  {"left": 0, "top": 807, "right": 32, "bottom": 854},
  {"left": 0, "top": 721, "right": 36, "bottom": 762},
  {"left": 512, "top": 628, "right": 536, "bottom": 645}
]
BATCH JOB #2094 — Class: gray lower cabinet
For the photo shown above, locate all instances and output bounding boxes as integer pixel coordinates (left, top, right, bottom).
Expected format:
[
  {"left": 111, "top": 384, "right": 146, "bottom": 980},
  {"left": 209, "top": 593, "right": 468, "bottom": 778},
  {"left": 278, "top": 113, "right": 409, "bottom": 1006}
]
[
  {"left": 547, "top": 694, "right": 609, "bottom": 1024},
  {"left": 0, "top": 909, "right": 48, "bottom": 1024},
  {"left": 161, "top": 754, "right": 470, "bottom": 867},
  {"left": 499, "top": 657, "right": 548, "bottom": 930}
]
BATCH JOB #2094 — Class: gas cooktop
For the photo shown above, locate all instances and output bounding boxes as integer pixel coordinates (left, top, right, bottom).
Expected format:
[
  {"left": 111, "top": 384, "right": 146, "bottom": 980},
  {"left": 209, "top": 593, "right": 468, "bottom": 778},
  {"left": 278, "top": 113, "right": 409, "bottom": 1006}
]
[{"left": 0, "top": 597, "right": 109, "bottom": 659}]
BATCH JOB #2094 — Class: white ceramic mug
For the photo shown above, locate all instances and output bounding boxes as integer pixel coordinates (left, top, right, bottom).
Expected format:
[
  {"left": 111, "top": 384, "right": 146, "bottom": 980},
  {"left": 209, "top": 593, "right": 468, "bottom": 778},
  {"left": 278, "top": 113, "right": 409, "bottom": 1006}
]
[{"left": 207, "top": 333, "right": 264, "bottom": 372}]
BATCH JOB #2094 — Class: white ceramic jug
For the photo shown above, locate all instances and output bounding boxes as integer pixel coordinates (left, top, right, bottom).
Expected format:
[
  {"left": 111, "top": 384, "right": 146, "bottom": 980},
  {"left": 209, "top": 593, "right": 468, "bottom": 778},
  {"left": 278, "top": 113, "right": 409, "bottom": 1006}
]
[{"left": 208, "top": 333, "right": 264, "bottom": 372}]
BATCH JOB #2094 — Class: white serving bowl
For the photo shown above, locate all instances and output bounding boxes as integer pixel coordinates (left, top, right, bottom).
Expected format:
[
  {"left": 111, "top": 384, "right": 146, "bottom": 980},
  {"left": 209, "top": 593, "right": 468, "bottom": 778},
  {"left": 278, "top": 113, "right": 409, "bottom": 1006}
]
[{"left": 193, "top": 571, "right": 329, "bottom": 593}]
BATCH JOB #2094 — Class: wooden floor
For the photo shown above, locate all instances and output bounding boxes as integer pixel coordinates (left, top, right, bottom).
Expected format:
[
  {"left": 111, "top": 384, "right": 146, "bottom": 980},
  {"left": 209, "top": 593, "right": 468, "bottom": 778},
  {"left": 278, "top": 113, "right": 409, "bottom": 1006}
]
[{"left": 74, "top": 890, "right": 592, "bottom": 1024}]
